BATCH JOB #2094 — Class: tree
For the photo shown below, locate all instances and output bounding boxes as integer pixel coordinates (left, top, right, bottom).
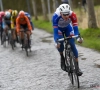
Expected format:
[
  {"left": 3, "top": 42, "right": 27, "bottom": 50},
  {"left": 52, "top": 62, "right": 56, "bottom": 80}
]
[
  {"left": 52, "top": 0, "right": 56, "bottom": 12},
  {"left": 41, "top": 0, "right": 49, "bottom": 21},
  {"left": 68, "top": 0, "right": 73, "bottom": 10},
  {"left": 86, "top": 0, "right": 98, "bottom": 28},
  {"left": 32, "top": 0, "right": 38, "bottom": 20}
]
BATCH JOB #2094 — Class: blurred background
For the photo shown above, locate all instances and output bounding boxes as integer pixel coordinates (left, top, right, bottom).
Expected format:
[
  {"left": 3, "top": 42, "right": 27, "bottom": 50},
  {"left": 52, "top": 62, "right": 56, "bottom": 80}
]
[
  {"left": 0, "top": 0, "right": 100, "bottom": 14},
  {"left": 0, "top": 0, "right": 100, "bottom": 29}
]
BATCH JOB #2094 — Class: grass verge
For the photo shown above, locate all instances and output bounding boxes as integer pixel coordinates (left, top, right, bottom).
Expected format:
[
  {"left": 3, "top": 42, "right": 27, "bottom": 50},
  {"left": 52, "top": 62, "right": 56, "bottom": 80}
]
[{"left": 32, "top": 18, "right": 53, "bottom": 33}]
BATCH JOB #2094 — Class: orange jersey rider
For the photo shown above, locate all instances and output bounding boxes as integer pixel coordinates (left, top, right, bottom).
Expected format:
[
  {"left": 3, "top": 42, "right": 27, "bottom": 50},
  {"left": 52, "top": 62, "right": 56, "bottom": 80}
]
[{"left": 16, "top": 10, "right": 32, "bottom": 33}]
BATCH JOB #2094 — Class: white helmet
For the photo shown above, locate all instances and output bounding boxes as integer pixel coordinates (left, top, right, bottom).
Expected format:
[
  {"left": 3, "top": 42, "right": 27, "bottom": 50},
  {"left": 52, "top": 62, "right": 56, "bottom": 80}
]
[
  {"left": 5, "top": 11, "right": 11, "bottom": 18},
  {"left": 59, "top": 4, "right": 71, "bottom": 14}
]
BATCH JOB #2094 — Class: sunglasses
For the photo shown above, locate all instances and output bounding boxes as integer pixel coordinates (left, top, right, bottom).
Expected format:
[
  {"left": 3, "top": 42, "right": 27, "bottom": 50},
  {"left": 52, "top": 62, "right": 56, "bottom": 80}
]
[{"left": 62, "top": 14, "right": 69, "bottom": 16}]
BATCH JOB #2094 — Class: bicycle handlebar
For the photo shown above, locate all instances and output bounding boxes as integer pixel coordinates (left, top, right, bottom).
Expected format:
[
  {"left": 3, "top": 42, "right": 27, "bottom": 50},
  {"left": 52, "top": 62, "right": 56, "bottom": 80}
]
[
  {"left": 19, "top": 28, "right": 30, "bottom": 32},
  {"left": 57, "top": 35, "right": 79, "bottom": 42}
]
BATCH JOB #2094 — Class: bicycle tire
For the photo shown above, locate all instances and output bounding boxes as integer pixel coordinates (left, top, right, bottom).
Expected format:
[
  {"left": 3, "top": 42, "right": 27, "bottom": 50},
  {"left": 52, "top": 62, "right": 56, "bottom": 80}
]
[
  {"left": 8, "top": 30, "right": 12, "bottom": 45},
  {"left": 70, "top": 52, "right": 80, "bottom": 88},
  {"left": 2, "top": 31, "right": 6, "bottom": 47},
  {"left": 9, "top": 31, "right": 15, "bottom": 50},
  {"left": 65, "top": 49, "right": 74, "bottom": 85},
  {"left": 25, "top": 48, "right": 28, "bottom": 56},
  {"left": 10, "top": 35, "right": 14, "bottom": 50}
]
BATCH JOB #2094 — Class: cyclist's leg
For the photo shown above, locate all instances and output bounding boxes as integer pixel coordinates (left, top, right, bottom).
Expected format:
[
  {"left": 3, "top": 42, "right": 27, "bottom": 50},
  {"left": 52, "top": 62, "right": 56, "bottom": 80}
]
[
  {"left": 24, "top": 23, "right": 31, "bottom": 47},
  {"left": 11, "top": 28, "right": 16, "bottom": 46},
  {"left": 68, "top": 39, "right": 78, "bottom": 58},
  {"left": 0, "top": 24, "right": 1, "bottom": 34},
  {"left": 15, "top": 27, "right": 19, "bottom": 43},
  {"left": 65, "top": 24, "right": 78, "bottom": 61},
  {"left": 68, "top": 39, "right": 83, "bottom": 76},
  {"left": 26, "top": 30, "right": 31, "bottom": 47},
  {"left": 12, "top": 27, "right": 17, "bottom": 45},
  {"left": 2, "top": 23, "right": 8, "bottom": 44},
  {"left": 65, "top": 24, "right": 83, "bottom": 75},
  {"left": 7, "top": 24, "right": 12, "bottom": 43},
  {"left": 6, "top": 23, "right": 11, "bottom": 37},
  {"left": 19, "top": 25, "right": 26, "bottom": 46},
  {"left": 57, "top": 40, "right": 67, "bottom": 71},
  {"left": 0, "top": 22, "right": 3, "bottom": 44},
  {"left": 19, "top": 30, "right": 24, "bottom": 46},
  {"left": 12, "top": 29, "right": 16, "bottom": 40},
  {"left": 2, "top": 22, "right": 6, "bottom": 44}
]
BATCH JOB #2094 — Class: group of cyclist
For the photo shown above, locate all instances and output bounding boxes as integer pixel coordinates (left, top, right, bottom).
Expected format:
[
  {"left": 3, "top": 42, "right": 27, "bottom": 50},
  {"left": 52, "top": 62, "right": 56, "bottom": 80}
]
[{"left": 0, "top": 9, "right": 34, "bottom": 48}]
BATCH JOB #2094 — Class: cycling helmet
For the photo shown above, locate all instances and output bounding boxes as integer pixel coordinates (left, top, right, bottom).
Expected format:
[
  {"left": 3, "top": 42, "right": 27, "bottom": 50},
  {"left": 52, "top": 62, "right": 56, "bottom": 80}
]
[
  {"left": 5, "top": 11, "right": 11, "bottom": 18},
  {"left": 12, "top": 10, "right": 18, "bottom": 17},
  {"left": 19, "top": 10, "right": 25, "bottom": 18},
  {"left": 59, "top": 4, "right": 71, "bottom": 14}
]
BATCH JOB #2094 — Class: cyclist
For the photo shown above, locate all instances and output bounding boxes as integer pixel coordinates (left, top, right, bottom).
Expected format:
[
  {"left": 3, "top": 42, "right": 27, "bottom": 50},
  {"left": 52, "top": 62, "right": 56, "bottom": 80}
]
[
  {"left": 11, "top": 10, "right": 18, "bottom": 44},
  {"left": 52, "top": 4, "right": 83, "bottom": 76},
  {"left": 2, "top": 11, "right": 11, "bottom": 44},
  {"left": 25, "top": 12, "right": 34, "bottom": 30},
  {"left": 0, "top": 11, "right": 5, "bottom": 44},
  {"left": 16, "top": 10, "right": 32, "bottom": 48}
]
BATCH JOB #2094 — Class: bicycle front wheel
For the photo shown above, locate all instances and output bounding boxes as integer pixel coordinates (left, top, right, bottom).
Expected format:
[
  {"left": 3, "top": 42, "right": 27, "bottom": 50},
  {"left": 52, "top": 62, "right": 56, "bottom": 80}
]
[
  {"left": 65, "top": 49, "right": 74, "bottom": 85},
  {"left": 71, "top": 52, "right": 80, "bottom": 88}
]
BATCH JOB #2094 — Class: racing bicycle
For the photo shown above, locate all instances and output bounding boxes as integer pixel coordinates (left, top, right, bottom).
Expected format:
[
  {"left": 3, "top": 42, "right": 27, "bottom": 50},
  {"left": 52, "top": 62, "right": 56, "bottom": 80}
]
[{"left": 58, "top": 33, "right": 81, "bottom": 88}]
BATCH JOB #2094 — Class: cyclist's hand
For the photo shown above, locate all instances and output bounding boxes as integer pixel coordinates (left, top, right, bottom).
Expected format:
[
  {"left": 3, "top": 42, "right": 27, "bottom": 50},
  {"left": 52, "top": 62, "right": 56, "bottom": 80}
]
[
  {"left": 55, "top": 43, "right": 61, "bottom": 49},
  {"left": 77, "top": 37, "right": 83, "bottom": 43},
  {"left": 20, "top": 28, "right": 24, "bottom": 32}
]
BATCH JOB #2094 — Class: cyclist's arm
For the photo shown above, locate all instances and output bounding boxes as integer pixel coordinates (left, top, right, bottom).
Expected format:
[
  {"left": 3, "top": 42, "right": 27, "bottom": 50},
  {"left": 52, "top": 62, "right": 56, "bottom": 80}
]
[
  {"left": 16, "top": 17, "right": 20, "bottom": 33},
  {"left": 11, "top": 16, "right": 15, "bottom": 29},
  {"left": 2, "top": 18, "right": 7, "bottom": 30},
  {"left": 52, "top": 14, "right": 59, "bottom": 43},
  {"left": 70, "top": 12, "right": 80, "bottom": 35},
  {"left": 2, "top": 21, "right": 6, "bottom": 30},
  {"left": 30, "top": 21, "right": 34, "bottom": 30},
  {"left": 25, "top": 16, "right": 32, "bottom": 31}
]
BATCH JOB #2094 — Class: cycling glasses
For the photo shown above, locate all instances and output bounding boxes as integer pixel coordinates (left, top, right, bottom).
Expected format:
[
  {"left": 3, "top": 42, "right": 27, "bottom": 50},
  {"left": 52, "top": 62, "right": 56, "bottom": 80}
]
[{"left": 62, "top": 14, "right": 70, "bottom": 16}]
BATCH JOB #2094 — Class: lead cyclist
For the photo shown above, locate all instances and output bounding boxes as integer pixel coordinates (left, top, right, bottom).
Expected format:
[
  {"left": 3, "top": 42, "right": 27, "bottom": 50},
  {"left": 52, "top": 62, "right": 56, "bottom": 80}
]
[{"left": 52, "top": 4, "right": 83, "bottom": 76}]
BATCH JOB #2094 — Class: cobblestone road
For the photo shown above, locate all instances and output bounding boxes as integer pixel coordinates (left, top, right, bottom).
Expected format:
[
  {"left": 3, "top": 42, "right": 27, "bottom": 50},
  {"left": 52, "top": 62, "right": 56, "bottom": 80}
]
[{"left": 0, "top": 28, "right": 100, "bottom": 90}]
